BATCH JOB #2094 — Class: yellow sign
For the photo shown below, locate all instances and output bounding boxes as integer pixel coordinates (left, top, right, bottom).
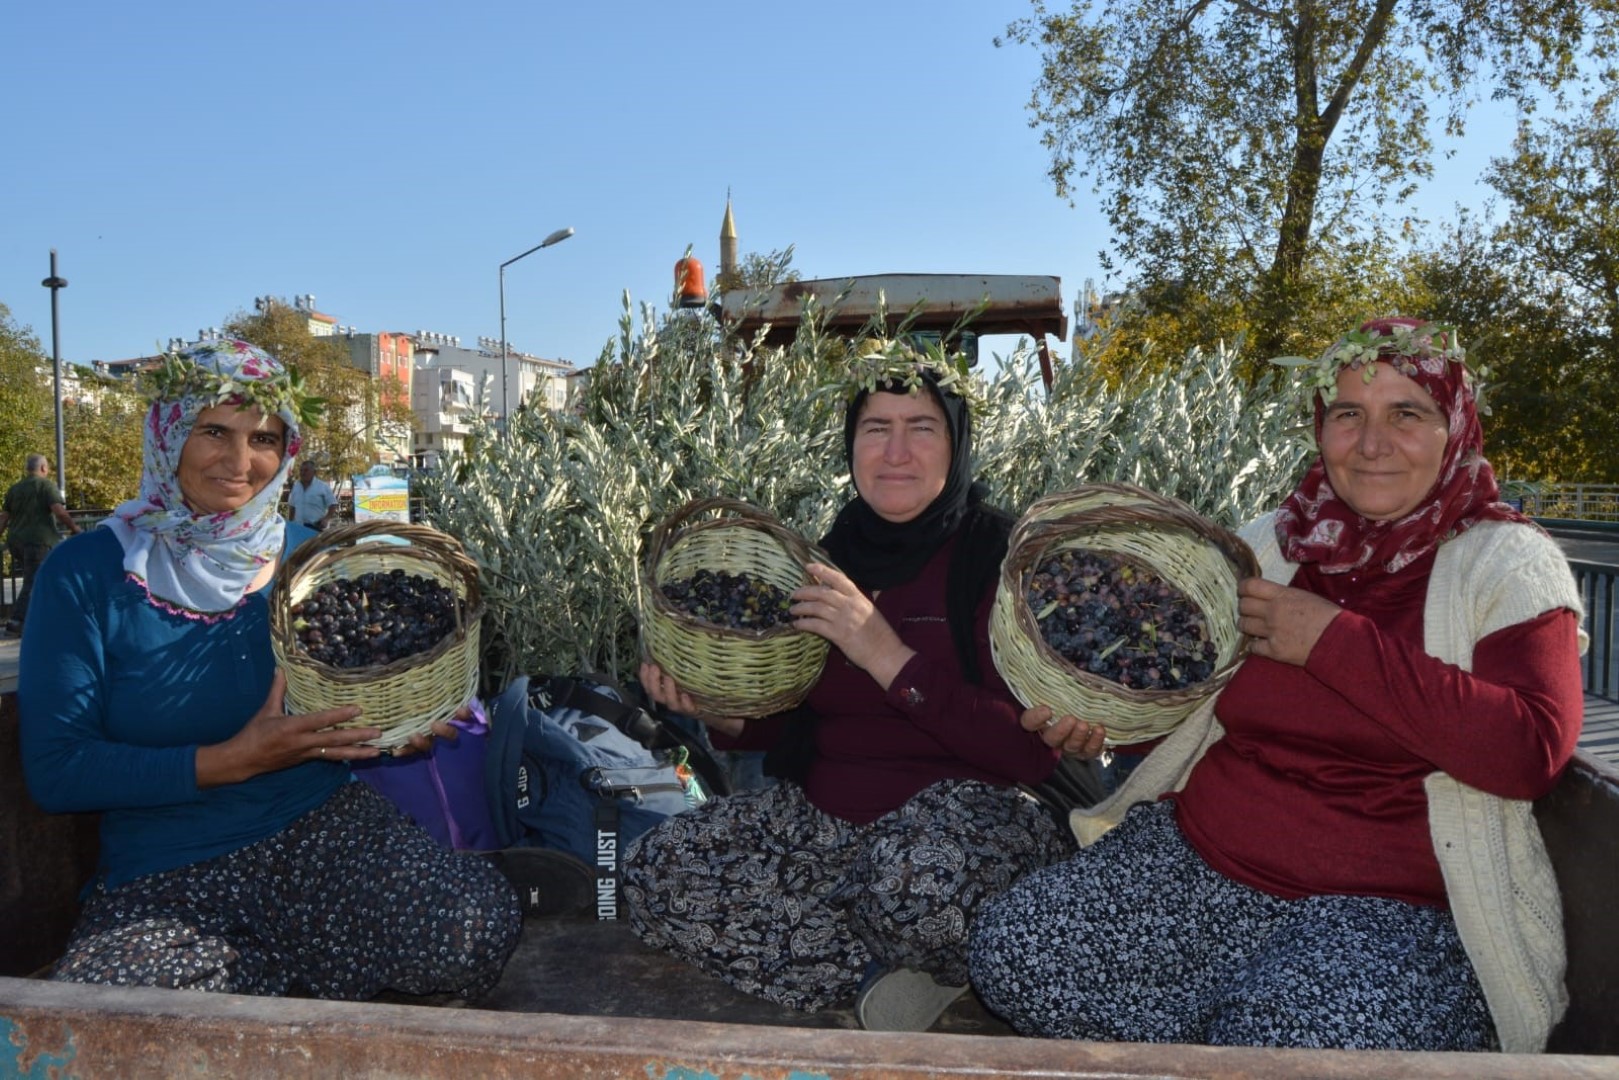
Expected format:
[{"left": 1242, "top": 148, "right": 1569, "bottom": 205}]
[{"left": 352, "top": 472, "right": 410, "bottom": 523}]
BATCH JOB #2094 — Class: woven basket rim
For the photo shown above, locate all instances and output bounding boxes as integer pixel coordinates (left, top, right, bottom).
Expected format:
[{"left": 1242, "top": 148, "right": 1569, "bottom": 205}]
[
  {"left": 640, "top": 497, "right": 832, "bottom": 637},
  {"left": 268, "top": 520, "right": 483, "bottom": 713},
  {"left": 638, "top": 497, "right": 832, "bottom": 715},
  {"left": 992, "top": 483, "right": 1259, "bottom": 739}
]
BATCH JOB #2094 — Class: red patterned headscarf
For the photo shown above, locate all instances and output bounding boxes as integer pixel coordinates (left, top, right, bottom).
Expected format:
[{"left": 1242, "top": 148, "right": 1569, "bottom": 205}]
[{"left": 1273, "top": 316, "right": 1529, "bottom": 574}]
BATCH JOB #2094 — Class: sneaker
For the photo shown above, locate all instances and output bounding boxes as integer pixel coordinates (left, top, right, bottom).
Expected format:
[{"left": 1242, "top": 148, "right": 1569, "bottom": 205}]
[
  {"left": 854, "top": 966, "right": 969, "bottom": 1032},
  {"left": 482, "top": 847, "right": 597, "bottom": 918}
]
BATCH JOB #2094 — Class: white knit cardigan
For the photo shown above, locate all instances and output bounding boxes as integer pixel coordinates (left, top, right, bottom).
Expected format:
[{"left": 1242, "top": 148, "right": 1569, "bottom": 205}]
[{"left": 1070, "top": 513, "right": 1586, "bottom": 1053}]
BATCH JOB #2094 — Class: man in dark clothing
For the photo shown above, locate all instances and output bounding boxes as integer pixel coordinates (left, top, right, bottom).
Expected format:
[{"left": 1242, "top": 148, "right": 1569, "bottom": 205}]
[{"left": 1, "top": 455, "right": 80, "bottom": 635}]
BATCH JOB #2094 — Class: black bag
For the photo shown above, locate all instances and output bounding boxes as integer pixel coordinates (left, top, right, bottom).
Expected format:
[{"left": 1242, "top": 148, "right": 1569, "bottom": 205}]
[{"left": 1021, "top": 755, "right": 1111, "bottom": 823}]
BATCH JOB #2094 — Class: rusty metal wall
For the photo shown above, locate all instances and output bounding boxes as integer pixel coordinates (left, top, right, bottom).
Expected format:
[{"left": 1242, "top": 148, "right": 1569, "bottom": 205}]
[
  {"left": 3, "top": 672, "right": 1616, "bottom": 1064},
  {"left": 5, "top": 978, "right": 1617, "bottom": 1080}
]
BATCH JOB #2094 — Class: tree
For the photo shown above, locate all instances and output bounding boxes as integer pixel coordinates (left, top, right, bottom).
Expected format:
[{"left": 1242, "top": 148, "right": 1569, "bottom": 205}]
[
  {"left": 1408, "top": 101, "right": 1619, "bottom": 481},
  {"left": 1487, "top": 99, "right": 1619, "bottom": 339},
  {"left": 62, "top": 377, "right": 145, "bottom": 510},
  {"left": 713, "top": 246, "right": 801, "bottom": 295},
  {"left": 1000, "top": 0, "right": 1614, "bottom": 358},
  {"left": 420, "top": 293, "right": 1310, "bottom": 686},
  {"left": 1489, "top": 100, "right": 1619, "bottom": 480},
  {"left": 223, "top": 302, "right": 378, "bottom": 482},
  {"left": 0, "top": 303, "right": 51, "bottom": 488}
]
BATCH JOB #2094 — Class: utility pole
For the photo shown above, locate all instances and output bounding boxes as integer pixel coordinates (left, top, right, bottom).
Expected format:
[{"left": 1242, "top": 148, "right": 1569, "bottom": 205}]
[{"left": 41, "top": 250, "right": 69, "bottom": 498}]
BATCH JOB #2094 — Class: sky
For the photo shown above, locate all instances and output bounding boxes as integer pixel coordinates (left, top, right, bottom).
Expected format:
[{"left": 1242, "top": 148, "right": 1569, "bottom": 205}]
[{"left": 3, "top": 1, "right": 1526, "bottom": 373}]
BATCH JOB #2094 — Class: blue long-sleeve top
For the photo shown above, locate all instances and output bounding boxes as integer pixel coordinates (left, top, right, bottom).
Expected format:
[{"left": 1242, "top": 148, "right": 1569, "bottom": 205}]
[{"left": 18, "top": 526, "right": 348, "bottom": 888}]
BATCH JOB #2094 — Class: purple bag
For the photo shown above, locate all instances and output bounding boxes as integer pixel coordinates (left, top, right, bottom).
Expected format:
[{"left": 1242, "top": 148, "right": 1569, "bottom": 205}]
[{"left": 351, "top": 702, "right": 500, "bottom": 851}]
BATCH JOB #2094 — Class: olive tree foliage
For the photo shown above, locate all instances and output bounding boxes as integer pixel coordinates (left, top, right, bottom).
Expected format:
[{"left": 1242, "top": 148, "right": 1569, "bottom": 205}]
[
  {"left": 712, "top": 246, "right": 802, "bottom": 295},
  {"left": 975, "top": 341, "right": 1313, "bottom": 522},
  {"left": 417, "top": 296, "right": 851, "bottom": 687},
  {"left": 1000, "top": 0, "right": 1615, "bottom": 359},
  {"left": 0, "top": 303, "right": 51, "bottom": 488},
  {"left": 418, "top": 294, "right": 1312, "bottom": 688}
]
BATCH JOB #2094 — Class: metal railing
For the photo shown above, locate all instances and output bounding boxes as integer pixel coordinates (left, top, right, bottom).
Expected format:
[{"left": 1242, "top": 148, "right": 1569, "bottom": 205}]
[
  {"left": 1514, "top": 483, "right": 1619, "bottom": 522},
  {"left": 1572, "top": 559, "right": 1618, "bottom": 703}
]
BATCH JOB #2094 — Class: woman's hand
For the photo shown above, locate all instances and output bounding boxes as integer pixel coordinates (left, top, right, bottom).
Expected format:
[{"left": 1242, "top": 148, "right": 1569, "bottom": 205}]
[
  {"left": 792, "top": 562, "right": 916, "bottom": 689},
  {"left": 390, "top": 709, "right": 465, "bottom": 758},
  {"left": 1238, "top": 577, "right": 1342, "bottom": 667},
  {"left": 195, "top": 670, "right": 382, "bottom": 788},
  {"left": 638, "top": 660, "right": 746, "bottom": 737},
  {"left": 1019, "top": 705, "right": 1108, "bottom": 760}
]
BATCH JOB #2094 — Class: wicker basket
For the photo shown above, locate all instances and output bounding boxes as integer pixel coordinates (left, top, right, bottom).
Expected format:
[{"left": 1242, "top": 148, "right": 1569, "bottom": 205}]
[
  {"left": 640, "top": 497, "right": 831, "bottom": 717},
  {"left": 270, "top": 520, "right": 484, "bottom": 751},
  {"left": 989, "top": 483, "right": 1259, "bottom": 746}
]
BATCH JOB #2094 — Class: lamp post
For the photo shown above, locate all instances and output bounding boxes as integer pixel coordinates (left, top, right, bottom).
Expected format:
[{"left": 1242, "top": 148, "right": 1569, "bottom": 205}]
[
  {"left": 499, "top": 226, "right": 574, "bottom": 435},
  {"left": 41, "top": 250, "right": 68, "bottom": 497}
]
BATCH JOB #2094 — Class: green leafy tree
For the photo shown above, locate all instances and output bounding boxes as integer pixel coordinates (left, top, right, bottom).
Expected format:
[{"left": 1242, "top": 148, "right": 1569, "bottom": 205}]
[
  {"left": 62, "top": 374, "right": 145, "bottom": 510},
  {"left": 1000, "top": 0, "right": 1614, "bottom": 358},
  {"left": 0, "top": 303, "right": 52, "bottom": 489},
  {"left": 1410, "top": 101, "right": 1619, "bottom": 481},
  {"left": 1491, "top": 107, "right": 1619, "bottom": 481},
  {"left": 223, "top": 302, "right": 377, "bottom": 482}
]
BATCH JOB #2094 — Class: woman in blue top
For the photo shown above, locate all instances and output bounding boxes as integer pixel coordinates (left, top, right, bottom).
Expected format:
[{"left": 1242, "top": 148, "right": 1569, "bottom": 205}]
[{"left": 18, "top": 339, "right": 521, "bottom": 1000}]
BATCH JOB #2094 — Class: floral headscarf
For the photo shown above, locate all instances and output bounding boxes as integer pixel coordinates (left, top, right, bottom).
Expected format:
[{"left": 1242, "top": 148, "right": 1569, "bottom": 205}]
[
  {"left": 102, "top": 339, "right": 313, "bottom": 618},
  {"left": 1273, "top": 316, "right": 1527, "bottom": 575}
]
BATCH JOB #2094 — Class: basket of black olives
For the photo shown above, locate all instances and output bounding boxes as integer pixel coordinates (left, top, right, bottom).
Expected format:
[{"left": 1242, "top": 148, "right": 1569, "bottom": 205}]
[
  {"left": 270, "top": 520, "right": 483, "bottom": 750},
  {"left": 989, "top": 484, "right": 1259, "bottom": 746},
  {"left": 639, "top": 497, "right": 831, "bottom": 717}
]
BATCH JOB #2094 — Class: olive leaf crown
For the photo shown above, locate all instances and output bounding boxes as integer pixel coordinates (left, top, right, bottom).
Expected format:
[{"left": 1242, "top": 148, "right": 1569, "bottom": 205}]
[
  {"left": 836, "top": 338, "right": 983, "bottom": 412},
  {"left": 1270, "top": 320, "right": 1486, "bottom": 407},
  {"left": 142, "top": 349, "right": 326, "bottom": 430}
]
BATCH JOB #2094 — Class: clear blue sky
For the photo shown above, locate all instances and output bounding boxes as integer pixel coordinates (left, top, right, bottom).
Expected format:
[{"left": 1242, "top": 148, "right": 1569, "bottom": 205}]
[{"left": 3, "top": 1, "right": 1521, "bottom": 371}]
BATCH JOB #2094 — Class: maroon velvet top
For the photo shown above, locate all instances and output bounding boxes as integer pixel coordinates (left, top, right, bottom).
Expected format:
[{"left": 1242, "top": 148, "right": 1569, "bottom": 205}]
[
  {"left": 714, "top": 534, "right": 1060, "bottom": 823},
  {"left": 1174, "top": 549, "right": 1584, "bottom": 906}
]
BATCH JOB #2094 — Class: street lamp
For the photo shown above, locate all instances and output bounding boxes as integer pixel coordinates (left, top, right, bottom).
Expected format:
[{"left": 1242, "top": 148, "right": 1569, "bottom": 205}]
[{"left": 499, "top": 226, "right": 574, "bottom": 434}]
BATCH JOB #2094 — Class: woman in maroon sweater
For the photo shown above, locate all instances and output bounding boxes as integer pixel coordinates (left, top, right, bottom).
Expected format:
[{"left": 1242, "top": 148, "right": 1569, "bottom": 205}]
[
  {"left": 968, "top": 318, "right": 1585, "bottom": 1051},
  {"left": 624, "top": 351, "right": 1097, "bottom": 1029}
]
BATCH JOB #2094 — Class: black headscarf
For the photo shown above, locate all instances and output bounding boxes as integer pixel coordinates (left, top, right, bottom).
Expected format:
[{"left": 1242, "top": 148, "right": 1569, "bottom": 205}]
[{"left": 819, "top": 371, "right": 1012, "bottom": 683}]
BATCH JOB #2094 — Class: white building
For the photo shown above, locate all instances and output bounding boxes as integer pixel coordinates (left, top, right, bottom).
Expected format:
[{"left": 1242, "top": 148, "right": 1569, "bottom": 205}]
[
  {"left": 411, "top": 365, "right": 480, "bottom": 471},
  {"left": 424, "top": 335, "right": 574, "bottom": 423}
]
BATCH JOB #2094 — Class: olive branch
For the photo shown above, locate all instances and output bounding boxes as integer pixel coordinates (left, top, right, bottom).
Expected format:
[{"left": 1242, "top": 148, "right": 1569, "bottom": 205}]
[
  {"left": 143, "top": 349, "right": 326, "bottom": 430},
  {"left": 1270, "top": 321, "right": 1485, "bottom": 408},
  {"left": 834, "top": 336, "right": 985, "bottom": 413}
]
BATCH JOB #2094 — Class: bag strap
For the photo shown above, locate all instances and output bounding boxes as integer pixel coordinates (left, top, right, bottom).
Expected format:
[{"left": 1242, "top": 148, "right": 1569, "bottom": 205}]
[{"left": 538, "top": 675, "right": 662, "bottom": 745}]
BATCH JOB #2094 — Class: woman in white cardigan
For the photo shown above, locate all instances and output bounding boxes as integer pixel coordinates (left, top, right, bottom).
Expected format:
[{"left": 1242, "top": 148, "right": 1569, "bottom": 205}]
[{"left": 968, "top": 318, "right": 1586, "bottom": 1052}]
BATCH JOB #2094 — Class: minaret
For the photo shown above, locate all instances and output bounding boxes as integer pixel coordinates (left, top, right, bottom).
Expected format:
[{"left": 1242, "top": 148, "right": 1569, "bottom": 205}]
[{"left": 719, "top": 191, "right": 738, "bottom": 286}]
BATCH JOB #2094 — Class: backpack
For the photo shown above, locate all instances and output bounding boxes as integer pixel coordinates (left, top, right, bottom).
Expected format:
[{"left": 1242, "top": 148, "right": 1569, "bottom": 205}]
[{"left": 484, "top": 674, "right": 719, "bottom": 919}]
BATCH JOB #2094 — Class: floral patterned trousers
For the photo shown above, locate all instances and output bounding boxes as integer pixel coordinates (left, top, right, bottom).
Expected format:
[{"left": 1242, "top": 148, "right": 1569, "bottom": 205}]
[
  {"left": 53, "top": 782, "right": 523, "bottom": 1001},
  {"left": 622, "top": 778, "right": 1073, "bottom": 1012},
  {"left": 969, "top": 799, "right": 1497, "bottom": 1050}
]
